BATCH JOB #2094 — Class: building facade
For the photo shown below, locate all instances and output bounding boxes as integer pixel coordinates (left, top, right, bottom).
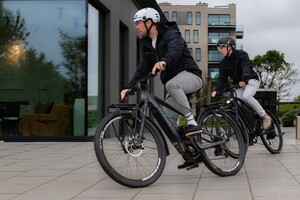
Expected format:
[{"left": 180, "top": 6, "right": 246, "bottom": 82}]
[
  {"left": 0, "top": 0, "right": 164, "bottom": 141},
  {"left": 159, "top": 2, "right": 243, "bottom": 88},
  {"left": 0, "top": 0, "right": 242, "bottom": 141}
]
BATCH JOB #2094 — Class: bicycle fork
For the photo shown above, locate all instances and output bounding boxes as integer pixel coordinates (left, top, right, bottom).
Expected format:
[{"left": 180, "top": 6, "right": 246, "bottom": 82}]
[{"left": 135, "top": 103, "right": 147, "bottom": 148}]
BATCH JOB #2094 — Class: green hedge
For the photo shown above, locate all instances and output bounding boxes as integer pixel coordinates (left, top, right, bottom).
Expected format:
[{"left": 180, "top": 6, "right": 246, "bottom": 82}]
[
  {"left": 278, "top": 103, "right": 300, "bottom": 117},
  {"left": 281, "top": 107, "right": 300, "bottom": 127}
]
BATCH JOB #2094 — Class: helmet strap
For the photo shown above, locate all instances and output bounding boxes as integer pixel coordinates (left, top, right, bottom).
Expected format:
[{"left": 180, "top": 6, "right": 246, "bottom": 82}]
[
  {"left": 226, "top": 46, "right": 233, "bottom": 57},
  {"left": 143, "top": 20, "right": 154, "bottom": 37}
]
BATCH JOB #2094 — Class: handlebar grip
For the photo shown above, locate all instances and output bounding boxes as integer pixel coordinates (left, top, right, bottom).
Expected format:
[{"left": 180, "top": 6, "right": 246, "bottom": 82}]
[{"left": 126, "top": 89, "right": 134, "bottom": 96}]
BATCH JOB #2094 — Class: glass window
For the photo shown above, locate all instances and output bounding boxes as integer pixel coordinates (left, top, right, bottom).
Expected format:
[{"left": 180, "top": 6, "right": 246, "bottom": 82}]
[
  {"left": 208, "top": 14, "right": 230, "bottom": 25},
  {"left": 88, "top": 4, "right": 101, "bottom": 136},
  {"left": 188, "top": 48, "right": 192, "bottom": 56},
  {"left": 208, "top": 50, "right": 223, "bottom": 62},
  {"left": 172, "top": 11, "right": 177, "bottom": 22},
  {"left": 209, "top": 67, "right": 220, "bottom": 79},
  {"left": 163, "top": 11, "right": 169, "bottom": 20},
  {"left": 208, "top": 32, "right": 218, "bottom": 43},
  {"left": 208, "top": 15, "right": 218, "bottom": 25},
  {"left": 193, "top": 30, "right": 198, "bottom": 43},
  {"left": 185, "top": 30, "right": 190, "bottom": 43},
  {"left": 187, "top": 12, "right": 192, "bottom": 25},
  {"left": 0, "top": 0, "right": 86, "bottom": 137},
  {"left": 208, "top": 32, "right": 230, "bottom": 44},
  {"left": 196, "top": 48, "right": 201, "bottom": 61},
  {"left": 196, "top": 12, "right": 201, "bottom": 25},
  {"left": 220, "top": 15, "right": 230, "bottom": 25},
  {"left": 220, "top": 32, "right": 230, "bottom": 38}
]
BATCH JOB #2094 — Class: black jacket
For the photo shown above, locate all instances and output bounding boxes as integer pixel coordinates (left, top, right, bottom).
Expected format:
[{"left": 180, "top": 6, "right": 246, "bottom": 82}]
[
  {"left": 128, "top": 22, "right": 202, "bottom": 88},
  {"left": 216, "top": 49, "right": 259, "bottom": 94}
]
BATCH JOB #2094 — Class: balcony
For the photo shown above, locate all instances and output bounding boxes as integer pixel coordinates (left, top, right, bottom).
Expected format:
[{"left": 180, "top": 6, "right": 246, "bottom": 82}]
[
  {"left": 236, "top": 25, "right": 244, "bottom": 39},
  {"left": 208, "top": 36, "right": 236, "bottom": 45},
  {"left": 208, "top": 19, "right": 236, "bottom": 28}
]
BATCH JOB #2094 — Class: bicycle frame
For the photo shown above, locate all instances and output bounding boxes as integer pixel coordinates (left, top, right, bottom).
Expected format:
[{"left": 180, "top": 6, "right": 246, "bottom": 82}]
[
  {"left": 110, "top": 88, "right": 189, "bottom": 158},
  {"left": 229, "top": 98, "right": 259, "bottom": 135},
  {"left": 110, "top": 86, "right": 228, "bottom": 161},
  {"left": 140, "top": 90, "right": 187, "bottom": 155}
]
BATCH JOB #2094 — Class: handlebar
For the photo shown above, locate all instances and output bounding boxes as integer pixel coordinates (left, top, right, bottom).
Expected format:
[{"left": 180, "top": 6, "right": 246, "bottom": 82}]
[
  {"left": 125, "top": 72, "right": 156, "bottom": 97},
  {"left": 220, "top": 84, "right": 241, "bottom": 94}
]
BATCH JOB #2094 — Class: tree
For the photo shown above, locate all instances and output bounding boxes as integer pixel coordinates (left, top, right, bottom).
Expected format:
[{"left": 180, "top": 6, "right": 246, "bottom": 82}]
[
  {"left": 59, "top": 30, "right": 87, "bottom": 99},
  {"left": 251, "top": 50, "right": 299, "bottom": 101},
  {"left": 0, "top": 4, "right": 66, "bottom": 103},
  {"left": 0, "top": 3, "right": 30, "bottom": 73},
  {"left": 294, "top": 96, "right": 300, "bottom": 102}
]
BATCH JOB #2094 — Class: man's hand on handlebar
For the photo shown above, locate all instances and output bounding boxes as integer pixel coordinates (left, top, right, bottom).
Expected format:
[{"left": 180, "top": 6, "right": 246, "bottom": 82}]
[
  {"left": 120, "top": 89, "right": 129, "bottom": 100},
  {"left": 152, "top": 61, "right": 166, "bottom": 75},
  {"left": 121, "top": 64, "right": 163, "bottom": 100},
  {"left": 211, "top": 91, "right": 217, "bottom": 97},
  {"left": 239, "top": 81, "right": 246, "bottom": 88}
]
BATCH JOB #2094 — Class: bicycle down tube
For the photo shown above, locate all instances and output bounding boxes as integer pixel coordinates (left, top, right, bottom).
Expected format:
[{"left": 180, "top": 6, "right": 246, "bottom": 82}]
[{"left": 140, "top": 89, "right": 187, "bottom": 156}]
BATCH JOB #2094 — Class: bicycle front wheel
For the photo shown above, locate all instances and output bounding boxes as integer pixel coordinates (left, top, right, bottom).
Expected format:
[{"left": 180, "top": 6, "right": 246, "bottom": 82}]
[
  {"left": 260, "top": 110, "right": 283, "bottom": 154},
  {"left": 197, "top": 108, "right": 245, "bottom": 177},
  {"left": 94, "top": 112, "right": 166, "bottom": 188}
]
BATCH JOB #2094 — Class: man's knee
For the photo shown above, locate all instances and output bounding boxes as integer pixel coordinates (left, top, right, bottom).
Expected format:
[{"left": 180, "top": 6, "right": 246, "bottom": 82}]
[
  {"left": 165, "top": 81, "right": 180, "bottom": 92},
  {"left": 242, "top": 94, "right": 254, "bottom": 103}
]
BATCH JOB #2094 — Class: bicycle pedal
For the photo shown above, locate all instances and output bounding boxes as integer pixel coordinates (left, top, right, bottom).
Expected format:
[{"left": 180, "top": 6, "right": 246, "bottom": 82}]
[{"left": 186, "top": 163, "right": 199, "bottom": 170}]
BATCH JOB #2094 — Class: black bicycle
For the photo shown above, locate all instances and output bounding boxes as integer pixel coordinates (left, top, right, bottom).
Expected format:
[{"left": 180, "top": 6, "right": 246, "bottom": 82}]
[
  {"left": 94, "top": 73, "right": 245, "bottom": 188},
  {"left": 221, "top": 85, "right": 283, "bottom": 154}
]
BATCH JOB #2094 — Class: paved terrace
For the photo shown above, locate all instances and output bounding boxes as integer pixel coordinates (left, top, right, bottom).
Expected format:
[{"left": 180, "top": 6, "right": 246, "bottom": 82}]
[{"left": 0, "top": 127, "right": 300, "bottom": 200}]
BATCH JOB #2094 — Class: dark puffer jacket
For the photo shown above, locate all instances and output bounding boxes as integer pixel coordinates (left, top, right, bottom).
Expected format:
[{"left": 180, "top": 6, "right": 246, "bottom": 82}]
[
  {"left": 216, "top": 49, "right": 259, "bottom": 94},
  {"left": 128, "top": 22, "right": 202, "bottom": 88}
]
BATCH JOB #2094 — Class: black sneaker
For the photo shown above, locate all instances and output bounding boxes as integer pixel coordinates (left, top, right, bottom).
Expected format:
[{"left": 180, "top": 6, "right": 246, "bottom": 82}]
[
  {"left": 183, "top": 125, "right": 203, "bottom": 138},
  {"left": 178, "top": 156, "right": 202, "bottom": 169}
]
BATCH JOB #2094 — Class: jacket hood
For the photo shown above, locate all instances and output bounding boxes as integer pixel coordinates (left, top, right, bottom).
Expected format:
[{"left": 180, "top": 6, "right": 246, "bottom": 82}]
[{"left": 157, "top": 21, "right": 180, "bottom": 34}]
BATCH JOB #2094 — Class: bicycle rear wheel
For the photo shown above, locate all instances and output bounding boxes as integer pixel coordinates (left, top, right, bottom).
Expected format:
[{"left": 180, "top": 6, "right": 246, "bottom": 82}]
[
  {"left": 94, "top": 112, "right": 166, "bottom": 188},
  {"left": 197, "top": 108, "right": 245, "bottom": 176},
  {"left": 260, "top": 110, "right": 283, "bottom": 154}
]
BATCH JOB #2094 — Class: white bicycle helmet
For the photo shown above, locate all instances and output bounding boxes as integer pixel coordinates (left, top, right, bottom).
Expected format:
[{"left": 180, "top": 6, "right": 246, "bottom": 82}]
[{"left": 133, "top": 8, "right": 160, "bottom": 23}]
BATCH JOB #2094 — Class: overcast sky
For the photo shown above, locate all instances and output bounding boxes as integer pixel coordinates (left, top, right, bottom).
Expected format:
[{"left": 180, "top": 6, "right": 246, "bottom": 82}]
[{"left": 156, "top": 0, "right": 300, "bottom": 101}]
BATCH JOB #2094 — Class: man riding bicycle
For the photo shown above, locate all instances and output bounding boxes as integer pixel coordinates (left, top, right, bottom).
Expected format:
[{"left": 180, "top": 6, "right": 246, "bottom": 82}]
[
  {"left": 211, "top": 37, "right": 272, "bottom": 130},
  {"left": 120, "top": 8, "right": 203, "bottom": 169},
  {"left": 121, "top": 8, "right": 203, "bottom": 136}
]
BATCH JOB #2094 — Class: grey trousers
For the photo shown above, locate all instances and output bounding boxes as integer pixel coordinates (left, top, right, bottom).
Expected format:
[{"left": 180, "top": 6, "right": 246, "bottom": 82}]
[
  {"left": 236, "top": 79, "right": 266, "bottom": 117},
  {"left": 164, "top": 71, "right": 203, "bottom": 126}
]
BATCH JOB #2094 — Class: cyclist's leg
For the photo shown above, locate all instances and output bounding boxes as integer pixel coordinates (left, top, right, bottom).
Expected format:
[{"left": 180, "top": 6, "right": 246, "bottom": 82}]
[
  {"left": 237, "top": 79, "right": 265, "bottom": 117},
  {"left": 237, "top": 79, "right": 271, "bottom": 129},
  {"left": 164, "top": 71, "right": 203, "bottom": 168},
  {"left": 165, "top": 71, "right": 202, "bottom": 127}
]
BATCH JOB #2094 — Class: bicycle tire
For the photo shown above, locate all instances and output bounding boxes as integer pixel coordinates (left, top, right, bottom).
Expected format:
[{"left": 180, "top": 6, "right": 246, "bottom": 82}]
[
  {"left": 225, "top": 109, "right": 249, "bottom": 154},
  {"left": 259, "top": 110, "right": 283, "bottom": 154},
  {"left": 197, "top": 108, "right": 245, "bottom": 176},
  {"left": 94, "top": 112, "right": 167, "bottom": 188}
]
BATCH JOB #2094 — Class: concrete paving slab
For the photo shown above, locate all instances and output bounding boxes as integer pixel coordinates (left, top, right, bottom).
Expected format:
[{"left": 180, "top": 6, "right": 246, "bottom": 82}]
[{"left": 0, "top": 127, "right": 299, "bottom": 200}]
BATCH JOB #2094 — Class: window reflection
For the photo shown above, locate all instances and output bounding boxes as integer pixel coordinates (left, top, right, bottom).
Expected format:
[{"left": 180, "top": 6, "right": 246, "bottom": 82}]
[{"left": 0, "top": 0, "right": 86, "bottom": 137}]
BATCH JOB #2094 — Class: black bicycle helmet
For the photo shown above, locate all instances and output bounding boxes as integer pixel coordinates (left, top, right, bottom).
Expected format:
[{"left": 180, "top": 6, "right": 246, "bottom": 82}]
[{"left": 217, "top": 37, "right": 236, "bottom": 48}]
